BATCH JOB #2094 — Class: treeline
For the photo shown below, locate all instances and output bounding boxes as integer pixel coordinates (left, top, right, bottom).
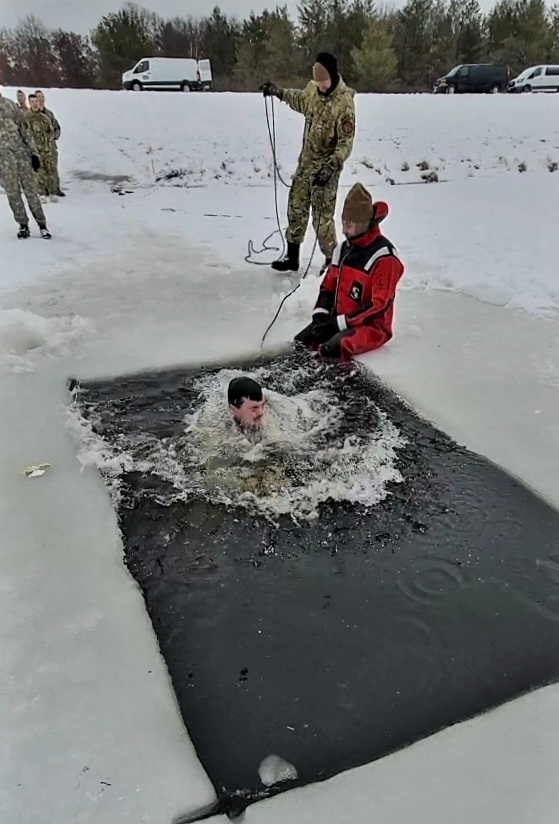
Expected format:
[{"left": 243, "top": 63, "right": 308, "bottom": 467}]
[{"left": 1, "top": 0, "right": 559, "bottom": 92}]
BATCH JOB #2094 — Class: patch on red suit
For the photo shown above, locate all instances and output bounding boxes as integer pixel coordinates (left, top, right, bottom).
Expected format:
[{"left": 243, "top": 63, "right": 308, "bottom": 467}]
[{"left": 349, "top": 282, "right": 363, "bottom": 302}]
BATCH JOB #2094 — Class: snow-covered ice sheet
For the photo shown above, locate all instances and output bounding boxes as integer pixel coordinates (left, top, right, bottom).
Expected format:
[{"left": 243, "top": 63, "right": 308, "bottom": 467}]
[
  {"left": 0, "top": 366, "right": 218, "bottom": 823},
  {"left": 1, "top": 87, "right": 559, "bottom": 823},
  {"left": 5, "top": 87, "right": 559, "bottom": 188}
]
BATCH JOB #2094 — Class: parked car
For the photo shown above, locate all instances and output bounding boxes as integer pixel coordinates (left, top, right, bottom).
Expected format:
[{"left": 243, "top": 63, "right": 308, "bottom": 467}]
[
  {"left": 507, "top": 65, "right": 559, "bottom": 93},
  {"left": 433, "top": 64, "right": 509, "bottom": 94},
  {"left": 122, "top": 57, "right": 213, "bottom": 92}
]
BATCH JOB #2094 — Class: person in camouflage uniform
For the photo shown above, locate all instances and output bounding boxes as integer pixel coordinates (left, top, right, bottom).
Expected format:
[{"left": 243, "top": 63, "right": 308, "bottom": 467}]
[
  {"left": 261, "top": 52, "right": 356, "bottom": 274},
  {"left": 0, "top": 91, "right": 52, "bottom": 239},
  {"left": 35, "top": 89, "right": 64, "bottom": 197},
  {"left": 27, "top": 94, "right": 58, "bottom": 199},
  {"left": 16, "top": 90, "right": 29, "bottom": 112}
]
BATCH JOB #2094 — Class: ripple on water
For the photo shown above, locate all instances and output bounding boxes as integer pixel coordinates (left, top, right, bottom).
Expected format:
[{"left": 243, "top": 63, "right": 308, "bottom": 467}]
[{"left": 397, "top": 556, "right": 468, "bottom": 607}]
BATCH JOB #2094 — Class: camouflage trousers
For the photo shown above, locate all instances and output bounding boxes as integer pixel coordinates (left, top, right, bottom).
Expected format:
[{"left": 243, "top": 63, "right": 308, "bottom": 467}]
[
  {"left": 36, "top": 145, "right": 60, "bottom": 195},
  {"left": 286, "top": 164, "right": 341, "bottom": 257},
  {"left": 50, "top": 143, "right": 61, "bottom": 193},
  {"left": 0, "top": 151, "right": 46, "bottom": 226}
]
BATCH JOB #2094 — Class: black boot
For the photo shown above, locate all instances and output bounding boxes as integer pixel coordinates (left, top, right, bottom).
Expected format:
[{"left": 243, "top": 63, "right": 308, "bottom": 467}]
[
  {"left": 17, "top": 223, "right": 30, "bottom": 239},
  {"left": 272, "top": 241, "right": 300, "bottom": 272},
  {"left": 38, "top": 223, "right": 52, "bottom": 239}
]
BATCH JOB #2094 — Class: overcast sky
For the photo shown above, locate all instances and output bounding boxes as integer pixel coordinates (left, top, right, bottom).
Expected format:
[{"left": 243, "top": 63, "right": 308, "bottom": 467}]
[
  {"left": 2, "top": 0, "right": 503, "bottom": 34},
  {"left": 3, "top": 1, "right": 296, "bottom": 33}
]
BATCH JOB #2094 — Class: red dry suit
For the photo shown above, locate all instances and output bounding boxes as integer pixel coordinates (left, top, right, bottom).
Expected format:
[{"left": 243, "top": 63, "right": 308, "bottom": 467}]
[{"left": 312, "top": 201, "right": 404, "bottom": 360}]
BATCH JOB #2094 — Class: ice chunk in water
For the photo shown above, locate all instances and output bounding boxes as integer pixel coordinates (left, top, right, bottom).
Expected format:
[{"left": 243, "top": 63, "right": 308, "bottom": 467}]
[{"left": 258, "top": 754, "right": 298, "bottom": 787}]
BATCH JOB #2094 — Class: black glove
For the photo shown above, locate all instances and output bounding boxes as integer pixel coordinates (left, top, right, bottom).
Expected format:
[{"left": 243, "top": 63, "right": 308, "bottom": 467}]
[
  {"left": 313, "top": 164, "right": 334, "bottom": 187},
  {"left": 312, "top": 316, "right": 339, "bottom": 340},
  {"left": 31, "top": 154, "right": 41, "bottom": 172},
  {"left": 295, "top": 316, "right": 338, "bottom": 348},
  {"left": 319, "top": 337, "right": 343, "bottom": 359},
  {"left": 260, "top": 81, "right": 283, "bottom": 99}
]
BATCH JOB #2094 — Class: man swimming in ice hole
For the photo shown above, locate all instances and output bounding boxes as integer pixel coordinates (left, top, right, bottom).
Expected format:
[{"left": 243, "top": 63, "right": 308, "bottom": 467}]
[{"left": 228, "top": 376, "right": 267, "bottom": 431}]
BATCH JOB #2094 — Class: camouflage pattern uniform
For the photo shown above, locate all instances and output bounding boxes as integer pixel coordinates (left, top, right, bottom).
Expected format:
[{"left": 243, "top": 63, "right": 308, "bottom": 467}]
[
  {"left": 40, "top": 106, "right": 62, "bottom": 194},
  {"left": 26, "top": 109, "right": 58, "bottom": 195},
  {"left": 0, "top": 95, "right": 46, "bottom": 227},
  {"left": 281, "top": 78, "right": 356, "bottom": 256}
]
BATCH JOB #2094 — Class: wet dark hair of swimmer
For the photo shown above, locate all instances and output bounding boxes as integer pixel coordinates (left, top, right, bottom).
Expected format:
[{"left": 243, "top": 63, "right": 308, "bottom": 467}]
[{"left": 227, "top": 377, "right": 263, "bottom": 408}]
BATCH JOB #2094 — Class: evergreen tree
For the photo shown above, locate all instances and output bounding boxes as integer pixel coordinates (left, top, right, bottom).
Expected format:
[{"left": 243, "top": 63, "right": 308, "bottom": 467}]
[
  {"left": 91, "top": 3, "right": 160, "bottom": 88},
  {"left": 487, "top": 0, "right": 552, "bottom": 69},
  {"left": 260, "top": 7, "right": 301, "bottom": 82},
  {"left": 52, "top": 30, "right": 97, "bottom": 88},
  {"left": 201, "top": 6, "right": 240, "bottom": 80},
  {"left": 351, "top": 18, "right": 398, "bottom": 89},
  {"left": 449, "top": 0, "right": 484, "bottom": 63},
  {"left": 159, "top": 16, "right": 206, "bottom": 59},
  {"left": 394, "top": 0, "right": 437, "bottom": 86}
]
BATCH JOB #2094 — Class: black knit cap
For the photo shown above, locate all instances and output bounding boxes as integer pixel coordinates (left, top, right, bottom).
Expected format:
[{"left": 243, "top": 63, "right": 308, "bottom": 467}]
[{"left": 314, "top": 52, "right": 339, "bottom": 84}]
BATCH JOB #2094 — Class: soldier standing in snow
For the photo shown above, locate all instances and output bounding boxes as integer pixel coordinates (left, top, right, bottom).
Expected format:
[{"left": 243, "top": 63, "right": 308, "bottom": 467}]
[
  {"left": 261, "top": 52, "right": 356, "bottom": 275},
  {"left": 0, "top": 91, "right": 52, "bottom": 239},
  {"left": 27, "top": 94, "right": 58, "bottom": 200},
  {"left": 16, "top": 90, "right": 29, "bottom": 111},
  {"left": 35, "top": 89, "right": 64, "bottom": 197}
]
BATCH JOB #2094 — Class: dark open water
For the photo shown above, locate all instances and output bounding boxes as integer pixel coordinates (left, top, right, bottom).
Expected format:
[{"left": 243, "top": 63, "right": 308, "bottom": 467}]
[{"left": 71, "top": 348, "right": 559, "bottom": 819}]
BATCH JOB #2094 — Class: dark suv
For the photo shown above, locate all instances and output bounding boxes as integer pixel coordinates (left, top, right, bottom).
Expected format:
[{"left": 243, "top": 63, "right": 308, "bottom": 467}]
[{"left": 433, "top": 64, "right": 509, "bottom": 94}]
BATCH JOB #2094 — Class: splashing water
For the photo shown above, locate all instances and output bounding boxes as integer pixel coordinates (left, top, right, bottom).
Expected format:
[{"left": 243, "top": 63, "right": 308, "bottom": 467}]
[{"left": 70, "top": 361, "right": 407, "bottom": 523}]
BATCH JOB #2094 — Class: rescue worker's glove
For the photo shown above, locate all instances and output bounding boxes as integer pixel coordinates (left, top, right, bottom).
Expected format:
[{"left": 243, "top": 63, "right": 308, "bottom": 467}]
[
  {"left": 260, "top": 81, "right": 283, "bottom": 100},
  {"left": 294, "top": 322, "right": 319, "bottom": 348},
  {"left": 313, "top": 164, "right": 335, "bottom": 187},
  {"left": 31, "top": 154, "right": 41, "bottom": 172},
  {"left": 312, "top": 315, "right": 339, "bottom": 340},
  {"left": 294, "top": 315, "right": 338, "bottom": 348},
  {"left": 319, "top": 338, "right": 343, "bottom": 359}
]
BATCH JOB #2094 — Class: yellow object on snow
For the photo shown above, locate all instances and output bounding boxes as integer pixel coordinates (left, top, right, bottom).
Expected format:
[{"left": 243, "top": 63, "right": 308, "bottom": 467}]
[{"left": 23, "top": 463, "right": 51, "bottom": 478}]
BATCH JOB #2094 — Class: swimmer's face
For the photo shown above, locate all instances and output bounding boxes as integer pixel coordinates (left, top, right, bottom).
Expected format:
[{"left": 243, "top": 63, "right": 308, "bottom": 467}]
[{"left": 230, "top": 397, "right": 267, "bottom": 429}]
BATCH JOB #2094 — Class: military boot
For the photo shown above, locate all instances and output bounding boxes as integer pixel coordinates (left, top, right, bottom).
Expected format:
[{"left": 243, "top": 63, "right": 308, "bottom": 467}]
[{"left": 272, "top": 241, "right": 300, "bottom": 273}]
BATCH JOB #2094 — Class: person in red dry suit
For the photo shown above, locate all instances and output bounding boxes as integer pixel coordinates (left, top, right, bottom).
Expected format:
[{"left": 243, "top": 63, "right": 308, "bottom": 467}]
[{"left": 294, "top": 182, "right": 404, "bottom": 361}]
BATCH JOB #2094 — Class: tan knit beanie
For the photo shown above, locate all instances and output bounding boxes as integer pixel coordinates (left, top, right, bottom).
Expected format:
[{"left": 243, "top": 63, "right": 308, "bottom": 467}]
[{"left": 342, "top": 183, "right": 374, "bottom": 224}]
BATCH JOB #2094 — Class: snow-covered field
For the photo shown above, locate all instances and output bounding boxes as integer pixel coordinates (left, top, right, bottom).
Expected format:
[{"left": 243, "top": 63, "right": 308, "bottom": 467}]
[{"left": 1, "top": 87, "right": 559, "bottom": 823}]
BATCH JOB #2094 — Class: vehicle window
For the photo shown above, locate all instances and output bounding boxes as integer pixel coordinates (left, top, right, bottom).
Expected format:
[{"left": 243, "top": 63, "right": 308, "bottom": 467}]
[
  {"left": 447, "top": 66, "right": 461, "bottom": 77},
  {"left": 528, "top": 67, "right": 542, "bottom": 78},
  {"left": 545, "top": 66, "right": 559, "bottom": 75},
  {"left": 134, "top": 60, "right": 148, "bottom": 74},
  {"left": 456, "top": 66, "right": 469, "bottom": 77}
]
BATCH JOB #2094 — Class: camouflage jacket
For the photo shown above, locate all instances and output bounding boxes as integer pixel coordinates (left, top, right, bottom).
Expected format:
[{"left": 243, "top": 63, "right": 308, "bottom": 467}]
[
  {"left": 41, "top": 107, "right": 61, "bottom": 140},
  {"left": 0, "top": 95, "right": 39, "bottom": 158},
  {"left": 282, "top": 77, "right": 356, "bottom": 173},
  {"left": 26, "top": 109, "right": 56, "bottom": 151}
]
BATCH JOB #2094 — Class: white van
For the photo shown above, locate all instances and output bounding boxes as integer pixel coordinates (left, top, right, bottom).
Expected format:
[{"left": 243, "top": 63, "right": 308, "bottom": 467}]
[
  {"left": 122, "top": 57, "right": 213, "bottom": 92},
  {"left": 508, "top": 65, "right": 559, "bottom": 93}
]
